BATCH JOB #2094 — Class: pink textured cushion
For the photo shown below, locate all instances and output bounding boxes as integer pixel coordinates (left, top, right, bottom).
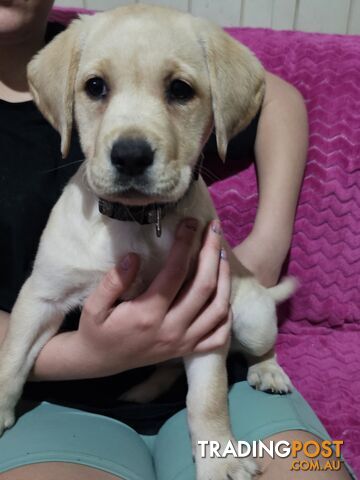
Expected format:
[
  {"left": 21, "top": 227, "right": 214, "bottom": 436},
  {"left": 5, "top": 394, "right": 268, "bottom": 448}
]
[
  {"left": 215, "top": 29, "right": 360, "bottom": 473},
  {"left": 50, "top": 8, "right": 360, "bottom": 474},
  {"left": 50, "top": 6, "right": 94, "bottom": 21},
  {"left": 216, "top": 28, "right": 360, "bottom": 473},
  {"left": 220, "top": 28, "right": 360, "bottom": 331}
]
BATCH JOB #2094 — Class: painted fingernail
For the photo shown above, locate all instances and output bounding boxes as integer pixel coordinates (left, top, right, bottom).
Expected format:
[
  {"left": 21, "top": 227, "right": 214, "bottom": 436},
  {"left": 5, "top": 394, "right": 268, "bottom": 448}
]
[
  {"left": 120, "top": 254, "right": 132, "bottom": 271},
  {"left": 184, "top": 218, "right": 198, "bottom": 232},
  {"left": 211, "top": 220, "right": 222, "bottom": 235},
  {"left": 220, "top": 249, "right": 227, "bottom": 260}
]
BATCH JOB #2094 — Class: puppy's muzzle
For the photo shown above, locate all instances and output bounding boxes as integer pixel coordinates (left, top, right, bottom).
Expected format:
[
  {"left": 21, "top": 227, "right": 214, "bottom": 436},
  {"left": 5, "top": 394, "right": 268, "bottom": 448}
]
[{"left": 111, "top": 138, "right": 154, "bottom": 177}]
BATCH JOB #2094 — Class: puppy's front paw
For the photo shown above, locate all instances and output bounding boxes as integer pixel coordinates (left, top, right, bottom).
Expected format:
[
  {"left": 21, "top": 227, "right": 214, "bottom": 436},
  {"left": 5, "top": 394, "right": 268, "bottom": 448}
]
[
  {"left": 247, "top": 358, "right": 292, "bottom": 394},
  {"left": 0, "top": 406, "right": 15, "bottom": 436},
  {"left": 197, "top": 456, "right": 259, "bottom": 480}
]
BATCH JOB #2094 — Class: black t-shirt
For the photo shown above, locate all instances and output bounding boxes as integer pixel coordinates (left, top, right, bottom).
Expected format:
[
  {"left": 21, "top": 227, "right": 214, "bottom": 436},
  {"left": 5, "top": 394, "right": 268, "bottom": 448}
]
[{"left": 0, "top": 23, "right": 258, "bottom": 434}]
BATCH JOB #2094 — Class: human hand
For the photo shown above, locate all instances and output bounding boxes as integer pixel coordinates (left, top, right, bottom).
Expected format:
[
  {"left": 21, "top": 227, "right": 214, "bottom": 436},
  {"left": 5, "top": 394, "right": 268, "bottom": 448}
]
[
  {"left": 65, "top": 218, "right": 232, "bottom": 379},
  {"left": 233, "top": 229, "right": 291, "bottom": 287}
]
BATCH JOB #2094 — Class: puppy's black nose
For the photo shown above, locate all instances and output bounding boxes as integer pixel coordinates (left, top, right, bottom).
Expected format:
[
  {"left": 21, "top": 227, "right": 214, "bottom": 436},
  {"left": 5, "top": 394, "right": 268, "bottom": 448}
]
[{"left": 110, "top": 138, "right": 154, "bottom": 176}]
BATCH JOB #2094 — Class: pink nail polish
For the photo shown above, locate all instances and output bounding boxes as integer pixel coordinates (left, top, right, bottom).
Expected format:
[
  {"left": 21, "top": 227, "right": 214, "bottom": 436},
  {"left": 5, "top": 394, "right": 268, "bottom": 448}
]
[
  {"left": 211, "top": 220, "right": 222, "bottom": 235},
  {"left": 120, "top": 254, "right": 132, "bottom": 271},
  {"left": 184, "top": 218, "right": 198, "bottom": 231}
]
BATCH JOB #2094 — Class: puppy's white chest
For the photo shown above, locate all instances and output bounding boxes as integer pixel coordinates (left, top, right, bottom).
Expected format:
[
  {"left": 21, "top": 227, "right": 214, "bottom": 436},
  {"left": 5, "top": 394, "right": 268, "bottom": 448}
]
[
  {"left": 34, "top": 195, "right": 179, "bottom": 306},
  {"left": 33, "top": 171, "right": 213, "bottom": 307},
  {"left": 97, "top": 218, "right": 177, "bottom": 298}
]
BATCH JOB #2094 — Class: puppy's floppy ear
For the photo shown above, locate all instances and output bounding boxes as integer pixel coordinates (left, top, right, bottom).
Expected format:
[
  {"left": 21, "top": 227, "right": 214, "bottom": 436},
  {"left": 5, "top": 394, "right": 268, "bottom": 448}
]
[
  {"left": 27, "top": 18, "right": 86, "bottom": 158},
  {"left": 196, "top": 20, "right": 265, "bottom": 161}
]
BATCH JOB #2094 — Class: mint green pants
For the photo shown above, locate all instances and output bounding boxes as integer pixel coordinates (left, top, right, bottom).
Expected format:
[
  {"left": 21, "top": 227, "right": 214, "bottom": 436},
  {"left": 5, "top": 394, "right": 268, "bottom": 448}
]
[{"left": 0, "top": 382, "right": 354, "bottom": 479}]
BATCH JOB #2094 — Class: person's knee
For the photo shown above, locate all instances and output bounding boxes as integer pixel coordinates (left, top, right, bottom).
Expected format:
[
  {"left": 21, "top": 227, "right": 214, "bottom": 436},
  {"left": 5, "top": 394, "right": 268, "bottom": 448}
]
[
  {"left": 0, "top": 462, "right": 124, "bottom": 480},
  {"left": 257, "top": 430, "right": 352, "bottom": 480}
]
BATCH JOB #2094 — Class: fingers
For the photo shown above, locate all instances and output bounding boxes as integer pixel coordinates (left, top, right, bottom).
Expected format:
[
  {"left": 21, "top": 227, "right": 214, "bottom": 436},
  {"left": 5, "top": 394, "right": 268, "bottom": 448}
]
[
  {"left": 169, "top": 219, "right": 224, "bottom": 327},
  {"left": 139, "top": 218, "right": 198, "bottom": 314},
  {"left": 83, "top": 253, "right": 140, "bottom": 322},
  {"left": 193, "top": 311, "right": 232, "bottom": 353},
  {"left": 185, "top": 248, "right": 231, "bottom": 343}
]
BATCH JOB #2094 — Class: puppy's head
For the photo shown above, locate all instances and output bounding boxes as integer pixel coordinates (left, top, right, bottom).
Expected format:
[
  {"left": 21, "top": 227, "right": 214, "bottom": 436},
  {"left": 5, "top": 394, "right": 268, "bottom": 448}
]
[{"left": 28, "top": 5, "right": 264, "bottom": 206}]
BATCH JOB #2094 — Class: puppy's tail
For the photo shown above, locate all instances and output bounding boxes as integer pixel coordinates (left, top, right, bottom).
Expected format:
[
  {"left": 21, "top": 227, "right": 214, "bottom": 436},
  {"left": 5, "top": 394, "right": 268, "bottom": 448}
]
[{"left": 267, "top": 276, "right": 298, "bottom": 304}]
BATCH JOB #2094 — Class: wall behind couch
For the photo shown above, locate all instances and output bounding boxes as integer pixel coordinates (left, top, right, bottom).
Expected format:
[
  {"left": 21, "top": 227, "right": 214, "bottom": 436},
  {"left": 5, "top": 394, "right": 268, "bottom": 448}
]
[{"left": 54, "top": 0, "right": 360, "bottom": 34}]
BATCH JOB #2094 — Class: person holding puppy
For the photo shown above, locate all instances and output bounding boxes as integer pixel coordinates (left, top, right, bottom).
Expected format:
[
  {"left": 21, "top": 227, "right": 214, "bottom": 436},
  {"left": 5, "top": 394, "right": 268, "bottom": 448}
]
[{"left": 0, "top": 1, "right": 353, "bottom": 479}]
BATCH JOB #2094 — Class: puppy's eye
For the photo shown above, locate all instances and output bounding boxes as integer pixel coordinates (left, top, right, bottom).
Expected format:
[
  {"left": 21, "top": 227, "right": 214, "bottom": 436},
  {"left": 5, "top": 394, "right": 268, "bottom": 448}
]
[
  {"left": 85, "top": 77, "right": 108, "bottom": 99},
  {"left": 167, "top": 79, "right": 195, "bottom": 103}
]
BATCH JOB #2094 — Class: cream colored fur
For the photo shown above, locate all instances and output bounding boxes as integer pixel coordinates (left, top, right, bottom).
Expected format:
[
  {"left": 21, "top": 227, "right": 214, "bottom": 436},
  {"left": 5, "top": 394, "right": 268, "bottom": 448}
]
[{"left": 0, "top": 5, "right": 295, "bottom": 479}]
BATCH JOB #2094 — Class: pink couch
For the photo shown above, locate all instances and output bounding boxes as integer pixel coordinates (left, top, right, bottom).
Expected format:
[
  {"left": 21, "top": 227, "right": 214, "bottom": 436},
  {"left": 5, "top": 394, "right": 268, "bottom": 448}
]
[
  {"left": 215, "top": 28, "right": 360, "bottom": 475},
  {"left": 50, "top": 8, "right": 360, "bottom": 475}
]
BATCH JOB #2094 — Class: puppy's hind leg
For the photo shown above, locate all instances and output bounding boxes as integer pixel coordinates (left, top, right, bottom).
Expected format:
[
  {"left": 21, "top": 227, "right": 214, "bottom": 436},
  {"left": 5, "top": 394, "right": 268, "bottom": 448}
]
[
  {"left": 0, "top": 277, "right": 64, "bottom": 435},
  {"left": 231, "top": 284, "right": 292, "bottom": 395},
  {"left": 246, "top": 348, "right": 292, "bottom": 394}
]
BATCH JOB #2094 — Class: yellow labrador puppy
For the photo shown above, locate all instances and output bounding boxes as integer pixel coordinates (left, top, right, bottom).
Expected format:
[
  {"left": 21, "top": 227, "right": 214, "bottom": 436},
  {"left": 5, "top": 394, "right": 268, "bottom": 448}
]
[{"left": 0, "top": 5, "right": 295, "bottom": 479}]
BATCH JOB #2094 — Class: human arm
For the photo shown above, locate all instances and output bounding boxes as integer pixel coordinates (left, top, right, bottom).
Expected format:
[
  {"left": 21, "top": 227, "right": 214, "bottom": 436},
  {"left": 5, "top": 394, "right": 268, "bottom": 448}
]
[
  {"left": 1, "top": 219, "right": 231, "bottom": 381},
  {"left": 234, "top": 71, "right": 308, "bottom": 287}
]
